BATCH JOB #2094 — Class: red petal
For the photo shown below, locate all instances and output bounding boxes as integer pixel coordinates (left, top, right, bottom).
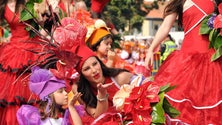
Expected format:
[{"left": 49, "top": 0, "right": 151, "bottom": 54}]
[
  {"left": 219, "top": 3, "right": 222, "bottom": 14},
  {"left": 214, "top": 14, "right": 222, "bottom": 29}
]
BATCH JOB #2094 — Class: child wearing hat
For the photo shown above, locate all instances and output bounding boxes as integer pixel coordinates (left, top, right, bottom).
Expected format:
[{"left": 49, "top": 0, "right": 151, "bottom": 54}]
[
  {"left": 16, "top": 67, "right": 83, "bottom": 125},
  {"left": 86, "top": 26, "right": 117, "bottom": 68}
]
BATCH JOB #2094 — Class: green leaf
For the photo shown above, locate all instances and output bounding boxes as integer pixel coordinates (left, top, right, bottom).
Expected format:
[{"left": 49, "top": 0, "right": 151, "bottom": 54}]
[
  {"left": 211, "top": 47, "right": 222, "bottom": 61},
  {"left": 112, "top": 40, "right": 121, "bottom": 49},
  {"left": 163, "top": 98, "right": 180, "bottom": 118},
  {"left": 20, "top": 2, "right": 35, "bottom": 21},
  {"left": 159, "top": 84, "right": 176, "bottom": 93},
  {"left": 214, "top": 35, "right": 222, "bottom": 49},
  {"left": 20, "top": 0, "right": 43, "bottom": 21},
  {"left": 209, "top": 29, "right": 219, "bottom": 48},
  {"left": 151, "top": 92, "right": 165, "bottom": 124},
  {"left": 34, "top": 0, "right": 43, "bottom": 3},
  {"left": 199, "top": 15, "right": 211, "bottom": 35}
]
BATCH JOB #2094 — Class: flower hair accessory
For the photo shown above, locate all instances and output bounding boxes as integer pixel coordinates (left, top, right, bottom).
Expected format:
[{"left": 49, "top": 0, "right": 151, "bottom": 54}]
[
  {"left": 200, "top": 3, "right": 222, "bottom": 61},
  {"left": 29, "top": 66, "right": 66, "bottom": 100},
  {"left": 53, "top": 17, "right": 96, "bottom": 73}
]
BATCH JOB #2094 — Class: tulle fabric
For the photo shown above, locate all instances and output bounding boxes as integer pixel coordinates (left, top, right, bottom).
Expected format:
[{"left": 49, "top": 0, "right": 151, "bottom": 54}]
[
  {"left": 0, "top": 38, "right": 45, "bottom": 70},
  {"left": 154, "top": 50, "right": 222, "bottom": 124},
  {"left": 0, "top": 5, "right": 46, "bottom": 125}
]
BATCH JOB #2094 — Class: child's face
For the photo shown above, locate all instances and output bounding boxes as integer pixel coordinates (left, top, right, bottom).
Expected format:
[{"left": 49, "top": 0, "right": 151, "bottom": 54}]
[
  {"left": 97, "top": 37, "right": 113, "bottom": 56},
  {"left": 53, "top": 87, "right": 68, "bottom": 106}
]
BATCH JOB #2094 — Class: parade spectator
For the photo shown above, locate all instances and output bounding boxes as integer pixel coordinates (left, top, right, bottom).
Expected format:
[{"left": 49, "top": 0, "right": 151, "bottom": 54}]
[{"left": 160, "top": 34, "right": 177, "bottom": 63}]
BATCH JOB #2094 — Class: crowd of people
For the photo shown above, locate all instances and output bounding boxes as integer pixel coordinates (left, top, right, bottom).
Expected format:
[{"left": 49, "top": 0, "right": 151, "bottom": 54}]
[{"left": 0, "top": 0, "right": 222, "bottom": 125}]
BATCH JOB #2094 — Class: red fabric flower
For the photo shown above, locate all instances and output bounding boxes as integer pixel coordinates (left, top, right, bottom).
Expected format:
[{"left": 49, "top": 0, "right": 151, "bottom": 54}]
[
  {"left": 92, "top": 112, "right": 123, "bottom": 125},
  {"left": 214, "top": 3, "right": 222, "bottom": 35},
  {"left": 123, "top": 82, "right": 160, "bottom": 124},
  {"left": 214, "top": 14, "right": 222, "bottom": 35},
  {"left": 50, "top": 62, "right": 79, "bottom": 81},
  {"left": 54, "top": 17, "right": 88, "bottom": 52}
]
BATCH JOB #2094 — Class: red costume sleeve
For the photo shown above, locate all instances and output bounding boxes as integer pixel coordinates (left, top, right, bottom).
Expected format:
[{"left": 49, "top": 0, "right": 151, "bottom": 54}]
[{"left": 91, "top": 0, "right": 111, "bottom": 13}]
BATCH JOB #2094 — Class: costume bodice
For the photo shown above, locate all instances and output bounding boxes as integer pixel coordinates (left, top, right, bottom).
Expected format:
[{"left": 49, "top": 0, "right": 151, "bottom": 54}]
[
  {"left": 4, "top": 5, "right": 30, "bottom": 43},
  {"left": 181, "top": 0, "right": 214, "bottom": 53},
  {"left": 105, "top": 77, "right": 120, "bottom": 106}
]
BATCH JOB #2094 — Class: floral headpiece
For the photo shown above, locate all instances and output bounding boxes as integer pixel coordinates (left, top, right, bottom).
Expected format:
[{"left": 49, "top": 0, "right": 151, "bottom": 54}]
[
  {"left": 200, "top": 3, "right": 222, "bottom": 61},
  {"left": 19, "top": 1, "right": 92, "bottom": 80}
]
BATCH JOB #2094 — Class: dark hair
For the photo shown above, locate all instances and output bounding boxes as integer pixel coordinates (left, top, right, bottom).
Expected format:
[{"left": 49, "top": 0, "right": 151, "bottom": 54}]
[
  {"left": 0, "top": 0, "right": 25, "bottom": 24},
  {"left": 214, "top": 0, "right": 222, "bottom": 14},
  {"left": 77, "top": 56, "right": 128, "bottom": 108},
  {"left": 38, "top": 93, "right": 65, "bottom": 120},
  {"left": 90, "top": 34, "right": 113, "bottom": 51},
  {"left": 168, "top": 34, "right": 174, "bottom": 41},
  {"left": 164, "top": 0, "right": 185, "bottom": 27},
  {"left": 215, "top": 0, "right": 222, "bottom": 6}
]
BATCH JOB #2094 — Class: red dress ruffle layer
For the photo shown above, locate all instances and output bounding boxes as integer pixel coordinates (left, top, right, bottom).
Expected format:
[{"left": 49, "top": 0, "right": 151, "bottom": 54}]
[
  {"left": 0, "top": 5, "right": 47, "bottom": 125},
  {"left": 154, "top": 50, "right": 222, "bottom": 124}
]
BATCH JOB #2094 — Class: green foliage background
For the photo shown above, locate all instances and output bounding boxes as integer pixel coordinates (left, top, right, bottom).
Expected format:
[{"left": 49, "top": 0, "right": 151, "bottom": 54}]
[{"left": 85, "top": 0, "right": 162, "bottom": 35}]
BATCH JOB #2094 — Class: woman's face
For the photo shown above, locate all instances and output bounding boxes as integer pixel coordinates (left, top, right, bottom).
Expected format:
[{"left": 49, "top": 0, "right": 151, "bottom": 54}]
[
  {"left": 97, "top": 37, "right": 113, "bottom": 56},
  {"left": 81, "top": 57, "right": 105, "bottom": 86},
  {"left": 53, "top": 87, "right": 68, "bottom": 106}
]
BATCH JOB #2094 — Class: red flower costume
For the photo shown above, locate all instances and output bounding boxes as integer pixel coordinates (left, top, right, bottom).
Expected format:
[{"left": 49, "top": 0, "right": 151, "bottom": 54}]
[
  {"left": 153, "top": 0, "right": 222, "bottom": 124},
  {"left": 91, "top": 0, "right": 111, "bottom": 14},
  {"left": 0, "top": 5, "right": 48, "bottom": 125},
  {"left": 123, "top": 82, "right": 160, "bottom": 124}
]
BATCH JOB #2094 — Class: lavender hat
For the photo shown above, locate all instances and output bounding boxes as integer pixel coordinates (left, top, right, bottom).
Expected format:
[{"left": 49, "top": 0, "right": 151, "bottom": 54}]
[{"left": 29, "top": 67, "right": 66, "bottom": 100}]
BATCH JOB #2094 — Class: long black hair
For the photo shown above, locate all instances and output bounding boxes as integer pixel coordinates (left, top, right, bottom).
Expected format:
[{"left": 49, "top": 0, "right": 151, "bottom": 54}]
[{"left": 77, "top": 56, "right": 128, "bottom": 108}]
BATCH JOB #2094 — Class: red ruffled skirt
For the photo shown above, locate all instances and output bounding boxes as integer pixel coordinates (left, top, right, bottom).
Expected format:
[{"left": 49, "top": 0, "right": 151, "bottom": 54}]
[
  {"left": 0, "top": 40, "right": 46, "bottom": 125},
  {"left": 154, "top": 50, "right": 222, "bottom": 124}
]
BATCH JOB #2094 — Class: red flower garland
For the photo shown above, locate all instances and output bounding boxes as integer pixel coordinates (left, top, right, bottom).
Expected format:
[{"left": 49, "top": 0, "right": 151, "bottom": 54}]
[{"left": 123, "top": 82, "right": 160, "bottom": 124}]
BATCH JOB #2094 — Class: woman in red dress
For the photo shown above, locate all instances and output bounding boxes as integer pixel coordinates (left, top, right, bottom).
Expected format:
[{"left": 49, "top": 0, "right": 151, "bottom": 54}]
[
  {"left": 0, "top": 0, "right": 48, "bottom": 124},
  {"left": 145, "top": 0, "right": 222, "bottom": 124}
]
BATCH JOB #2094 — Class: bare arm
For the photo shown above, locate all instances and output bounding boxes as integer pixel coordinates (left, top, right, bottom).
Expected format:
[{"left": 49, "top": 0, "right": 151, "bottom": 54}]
[
  {"left": 68, "top": 93, "right": 83, "bottom": 125},
  {"left": 114, "top": 71, "right": 134, "bottom": 86},
  {"left": 145, "top": 13, "right": 178, "bottom": 68},
  {"left": 86, "top": 83, "right": 113, "bottom": 118}
]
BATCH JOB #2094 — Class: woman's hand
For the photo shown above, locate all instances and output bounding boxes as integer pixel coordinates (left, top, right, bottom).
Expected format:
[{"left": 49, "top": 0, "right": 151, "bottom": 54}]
[
  {"left": 68, "top": 92, "right": 83, "bottom": 125},
  {"left": 97, "top": 83, "right": 113, "bottom": 97},
  {"left": 145, "top": 49, "right": 154, "bottom": 69}
]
